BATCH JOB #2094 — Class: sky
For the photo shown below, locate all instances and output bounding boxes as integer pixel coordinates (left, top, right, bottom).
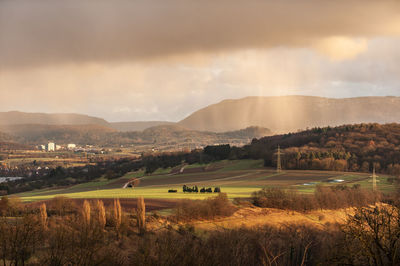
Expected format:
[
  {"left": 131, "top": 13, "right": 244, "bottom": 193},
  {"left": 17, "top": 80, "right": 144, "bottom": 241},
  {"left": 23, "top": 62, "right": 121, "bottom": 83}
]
[{"left": 1, "top": 0, "right": 400, "bottom": 122}]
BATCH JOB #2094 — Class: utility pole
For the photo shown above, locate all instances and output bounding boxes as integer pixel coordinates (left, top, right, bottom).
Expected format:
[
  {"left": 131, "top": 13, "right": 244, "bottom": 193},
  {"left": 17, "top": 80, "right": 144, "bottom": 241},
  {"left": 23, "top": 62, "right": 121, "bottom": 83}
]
[
  {"left": 370, "top": 163, "right": 379, "bottom": 191},
  {"left": 277, "top": 145, "right": 282, "bottom": 173}
]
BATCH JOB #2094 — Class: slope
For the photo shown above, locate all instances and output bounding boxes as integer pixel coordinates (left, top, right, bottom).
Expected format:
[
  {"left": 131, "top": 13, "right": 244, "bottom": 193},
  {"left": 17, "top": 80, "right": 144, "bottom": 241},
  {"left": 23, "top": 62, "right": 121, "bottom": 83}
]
[{"left": 178, "top": 96, "right": 400, "bottom": 132}]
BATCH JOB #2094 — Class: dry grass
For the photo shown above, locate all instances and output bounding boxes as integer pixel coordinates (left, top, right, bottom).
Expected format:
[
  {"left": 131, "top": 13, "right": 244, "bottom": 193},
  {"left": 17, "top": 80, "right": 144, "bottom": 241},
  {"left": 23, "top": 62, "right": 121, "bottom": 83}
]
[{"left": 192, "top": 206, "right": 352, "bottom": 231}]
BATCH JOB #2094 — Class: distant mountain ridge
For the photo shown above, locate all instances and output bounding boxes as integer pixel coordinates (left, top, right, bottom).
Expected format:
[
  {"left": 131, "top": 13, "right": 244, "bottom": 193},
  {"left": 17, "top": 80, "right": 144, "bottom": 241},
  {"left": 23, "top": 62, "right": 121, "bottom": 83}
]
[
  {"left": 0, "top": 111, "right": 175, "bottom": 132},
  {"left": 3, "top": 96, "right": 400, "bottom": 135},
  {"left": 178, "top": 96, "right": 400, "bottom": 132}
]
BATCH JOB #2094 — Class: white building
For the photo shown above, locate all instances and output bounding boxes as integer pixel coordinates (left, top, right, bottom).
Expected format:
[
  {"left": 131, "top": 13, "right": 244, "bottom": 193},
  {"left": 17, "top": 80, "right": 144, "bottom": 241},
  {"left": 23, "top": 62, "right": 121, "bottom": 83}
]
[
  {"left": 67, "top": 143, "right": 76, "bottom": 150},
  {"left": 46, "top": 142, "right": 55, "bottom": 152}
]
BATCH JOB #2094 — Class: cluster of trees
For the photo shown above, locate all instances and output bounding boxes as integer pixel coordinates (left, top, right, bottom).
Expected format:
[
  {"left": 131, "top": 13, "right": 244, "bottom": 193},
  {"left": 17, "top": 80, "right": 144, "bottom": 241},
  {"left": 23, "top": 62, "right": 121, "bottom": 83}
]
[
  {"left": 182, "top": 185, "right": 221, "bottom": 193},
  {"left": 173, "top": 193, "right": 236, "bottom": 221},
  {"left": 252, "top": 185, "right": 378, "bottom": 212},
  {"left": 2, "top": 158, "right": 145, "bottom": 194}
]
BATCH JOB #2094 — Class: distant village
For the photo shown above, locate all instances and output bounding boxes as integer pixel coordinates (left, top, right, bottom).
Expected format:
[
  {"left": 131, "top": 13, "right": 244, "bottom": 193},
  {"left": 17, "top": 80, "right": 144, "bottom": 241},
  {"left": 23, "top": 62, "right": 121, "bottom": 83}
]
[{"left": 36, "top": 142, "right": 108, "bottom": 154}]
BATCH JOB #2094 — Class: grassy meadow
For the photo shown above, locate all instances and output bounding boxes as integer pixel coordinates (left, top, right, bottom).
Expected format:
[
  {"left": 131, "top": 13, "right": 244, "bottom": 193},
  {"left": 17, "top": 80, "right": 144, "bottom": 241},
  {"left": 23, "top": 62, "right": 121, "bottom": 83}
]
[{"left": 16, "top": 159, "right": 396, "bottom": 202}]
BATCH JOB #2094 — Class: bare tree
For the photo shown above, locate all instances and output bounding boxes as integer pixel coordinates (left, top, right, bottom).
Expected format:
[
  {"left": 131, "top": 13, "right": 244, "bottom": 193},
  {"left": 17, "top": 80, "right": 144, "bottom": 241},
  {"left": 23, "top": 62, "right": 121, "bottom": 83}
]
[
  {"left": 137, "top": 197, "right": 146, "bottom": 235},
  {"left": 96, "top": 200, "right": 106, "bottom": 229},
  {"left": 82, "top": 200, "right": 91, "bottom": 227},
  {"left": 39, "top": 203, "right": 48, "bottom": 230},
  {"left": 113, "top": 199, "right": 122, "bottom": 237},
  {"left": 343, "top": 205, "right": 400, "bottom": 265}
]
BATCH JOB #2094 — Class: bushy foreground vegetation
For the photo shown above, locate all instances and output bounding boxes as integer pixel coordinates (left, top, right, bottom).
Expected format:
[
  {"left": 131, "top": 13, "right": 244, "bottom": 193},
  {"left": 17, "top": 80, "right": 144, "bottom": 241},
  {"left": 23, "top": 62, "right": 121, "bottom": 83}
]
[
  {"left": 173, "top": 193, "right": 236, "bottom": 221},
  {"left": 0, "top": 193, "right": 400, "bottom": 265}
]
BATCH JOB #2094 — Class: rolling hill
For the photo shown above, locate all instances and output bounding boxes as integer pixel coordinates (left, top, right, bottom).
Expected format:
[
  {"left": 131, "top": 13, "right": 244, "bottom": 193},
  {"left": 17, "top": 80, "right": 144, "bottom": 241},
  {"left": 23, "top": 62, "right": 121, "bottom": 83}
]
[
  {"left": 0, "top": 111, "right": 109, "bottom": 126},
  {"left": 178, "top": 96, "right": 400, "bottom": 132},
  {"left": 0, "top": 123, "right": 271, "bottom": 148},
  {"left": 110, "top": 121, "right": 175, "bottom": 132},
  {"left": 0, "top": 111, "right": 177, "bottom": 132},
  {"left": 0, "top": 124, "right": 116, "bottom": 145},
  {"left": 111, "top": 125, "right": 271, "bottom": 147}
]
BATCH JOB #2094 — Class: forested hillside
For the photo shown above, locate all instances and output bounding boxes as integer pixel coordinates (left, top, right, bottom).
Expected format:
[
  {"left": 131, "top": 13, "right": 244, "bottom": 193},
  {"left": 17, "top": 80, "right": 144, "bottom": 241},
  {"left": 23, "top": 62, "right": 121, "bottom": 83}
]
[
  {"left": 0, "top": 124, "right": 116, "bottom": 145},
  {"left": 244, "top": 123, "right": 400, "bottom": 175}
]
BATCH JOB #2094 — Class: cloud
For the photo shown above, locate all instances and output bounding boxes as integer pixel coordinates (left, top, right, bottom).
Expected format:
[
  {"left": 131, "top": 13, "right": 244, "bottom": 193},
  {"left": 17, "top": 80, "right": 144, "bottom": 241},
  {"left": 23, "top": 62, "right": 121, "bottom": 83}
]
[
  {"left": 1, "top": 0, "right": 400, "bottom": 68},
  {"left": 314, "top": 36, "right": 368, "bottom": 61},
  {"left": 1, "top": 38, "right": 400, "bottom": 121},
  {"left": 1, "top": 1, "right": 400, "bottom": 122}
]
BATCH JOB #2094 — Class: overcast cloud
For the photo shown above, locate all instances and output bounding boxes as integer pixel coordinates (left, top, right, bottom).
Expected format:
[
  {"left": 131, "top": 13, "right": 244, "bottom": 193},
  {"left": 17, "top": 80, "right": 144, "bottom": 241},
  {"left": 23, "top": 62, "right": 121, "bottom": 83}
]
[{"left": 1, "top": 0, "right": 400, "bottom": 121}]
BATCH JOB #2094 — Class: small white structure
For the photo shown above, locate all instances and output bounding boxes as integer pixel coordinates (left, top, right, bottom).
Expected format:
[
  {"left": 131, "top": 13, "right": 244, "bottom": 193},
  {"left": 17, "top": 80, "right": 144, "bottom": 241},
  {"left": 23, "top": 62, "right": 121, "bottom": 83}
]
[
  {"left": 46, "top": 142, "right": 55, "bottom": 152},
  {"left": 67, "top": 144, "right": 76, "bottom": 150},
  {"left": 38, "top": 145, "right": 46, "bottom": 150},
  {"left": 56, "top": 145, "right": 62, "bottom": 150}
]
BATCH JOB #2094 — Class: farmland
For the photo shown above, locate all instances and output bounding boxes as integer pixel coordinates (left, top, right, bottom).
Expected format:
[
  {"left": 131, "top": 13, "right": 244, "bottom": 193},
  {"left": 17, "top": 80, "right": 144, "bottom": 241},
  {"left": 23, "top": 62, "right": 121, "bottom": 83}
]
[{"left": 16, "top": 159, "right": 396, "bottom": 202}]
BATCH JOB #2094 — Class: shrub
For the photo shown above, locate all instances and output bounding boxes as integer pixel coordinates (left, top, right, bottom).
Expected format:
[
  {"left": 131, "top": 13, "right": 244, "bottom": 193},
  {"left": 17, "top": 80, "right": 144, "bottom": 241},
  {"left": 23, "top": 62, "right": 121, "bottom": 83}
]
[
  {"left": 173, "top": 193, "right": 236, "bottom": 221},
  {"left": 252, "top": 185, "right": 378, "bottom": 212},
  {"left": 252, "top": 187, "right": 318, "bottom": 212}
]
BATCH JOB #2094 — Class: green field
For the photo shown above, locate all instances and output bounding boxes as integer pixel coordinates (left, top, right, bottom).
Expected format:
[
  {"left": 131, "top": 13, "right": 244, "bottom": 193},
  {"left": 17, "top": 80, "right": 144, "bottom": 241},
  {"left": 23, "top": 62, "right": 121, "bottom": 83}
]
[
  {"left": 20, "top": 186, "right": 259, "bottom": 201},
  {"left": 17, "top": 160, "right": 397, "bottom": 202}
]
